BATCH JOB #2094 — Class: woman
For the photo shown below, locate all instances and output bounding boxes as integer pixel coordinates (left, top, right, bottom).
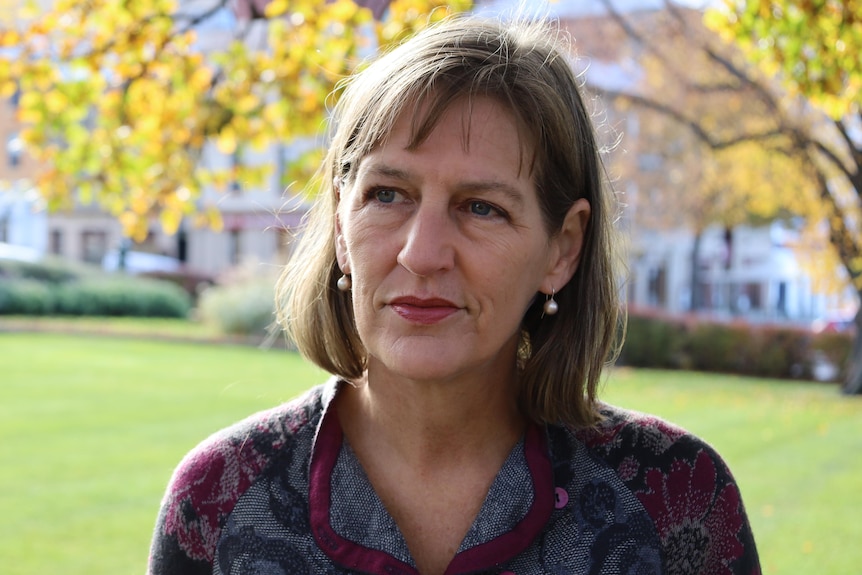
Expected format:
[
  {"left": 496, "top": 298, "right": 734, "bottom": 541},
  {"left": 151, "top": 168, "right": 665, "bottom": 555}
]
[{"left": 148, "top": 16, "right": 760, "bottom": 575}]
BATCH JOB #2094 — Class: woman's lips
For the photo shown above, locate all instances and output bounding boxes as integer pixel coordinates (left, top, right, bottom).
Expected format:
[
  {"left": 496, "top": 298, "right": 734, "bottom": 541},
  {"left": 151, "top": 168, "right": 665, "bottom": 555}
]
[{"left": 389, "top": 296, "right": 460, "bottom": 325}]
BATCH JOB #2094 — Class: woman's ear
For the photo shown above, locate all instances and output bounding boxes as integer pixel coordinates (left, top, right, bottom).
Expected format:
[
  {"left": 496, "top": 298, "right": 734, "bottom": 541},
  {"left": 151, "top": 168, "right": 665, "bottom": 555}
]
[{"left": 542, "top": 198, "right": 590, "bottom": 293}]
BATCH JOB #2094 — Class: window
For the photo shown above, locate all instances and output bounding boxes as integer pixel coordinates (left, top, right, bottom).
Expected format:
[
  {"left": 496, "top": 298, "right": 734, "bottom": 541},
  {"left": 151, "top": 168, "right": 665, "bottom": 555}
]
[
  {"left": 176, "top": 229, "right": 187, "bottom": 263},
  {"left": 229, "top": 150, "right": 242, "bottom": 194},
  {"left": 81, "top": 231, "right": 107, "bottom": 264},
  {"left": 49, "top": 229, "right": 63, "bottom": 255},
  {"left": 739, "top": 282, "right": 763, "bottom": 311},
  {"left": 228, "top": 229, "right": 241, "bottom": 265},
  {"left": 776, "top": 281, "right": 788, "bottom": 316},
  {"left": 647, "top": 265, "right": 667, "bottom": 308}
]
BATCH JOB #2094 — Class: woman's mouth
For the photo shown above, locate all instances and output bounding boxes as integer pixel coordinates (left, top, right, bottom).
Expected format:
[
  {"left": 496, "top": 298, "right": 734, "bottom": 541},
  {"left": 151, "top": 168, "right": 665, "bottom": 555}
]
[{"left": 389, "top": 296, "right": 460, "bottom": 325}]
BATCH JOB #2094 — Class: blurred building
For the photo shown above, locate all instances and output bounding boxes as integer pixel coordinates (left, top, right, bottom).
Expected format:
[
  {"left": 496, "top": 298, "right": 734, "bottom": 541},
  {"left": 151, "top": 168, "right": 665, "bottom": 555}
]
[
  {"left": 1, "top": 0, "right": 307, "bottom": 276},
  {"left": 480, "top": 0, "right": 857, "bottom": 325},
  {"left": 2, "top": 0, "right": 856, "bottom": 324},
  {"left": 626, "top": 222, "right": 857, "bottom": 323},
  {"left": 0, "top": 84, "right": 48, "bottom": 253}
]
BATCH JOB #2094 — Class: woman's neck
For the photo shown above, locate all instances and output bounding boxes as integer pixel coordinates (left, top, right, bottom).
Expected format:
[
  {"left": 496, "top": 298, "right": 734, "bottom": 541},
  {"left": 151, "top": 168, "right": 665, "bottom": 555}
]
[
  {"left": 337, "top": 362, "right": 526, "bottom": 472},
  {"left": 334, "top": 364, "right": 529, "bottom": 575}
]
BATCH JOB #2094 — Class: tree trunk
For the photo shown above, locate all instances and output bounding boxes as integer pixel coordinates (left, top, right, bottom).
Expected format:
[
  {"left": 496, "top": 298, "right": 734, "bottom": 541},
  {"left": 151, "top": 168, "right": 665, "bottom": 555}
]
[{"left": 842, "top": 304, "right": 862, "bottom": 395}]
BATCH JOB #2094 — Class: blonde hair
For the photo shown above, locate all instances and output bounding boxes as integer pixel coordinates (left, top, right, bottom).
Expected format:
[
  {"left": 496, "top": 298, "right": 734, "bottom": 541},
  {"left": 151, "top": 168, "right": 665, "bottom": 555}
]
[{"left": 276, "top": 15, "right": 620, "bottom": 428}]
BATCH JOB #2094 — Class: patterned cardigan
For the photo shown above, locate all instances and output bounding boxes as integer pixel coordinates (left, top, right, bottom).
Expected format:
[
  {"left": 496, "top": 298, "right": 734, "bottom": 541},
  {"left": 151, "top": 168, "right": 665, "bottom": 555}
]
[{"left": 147, "top": 380, "right": 761, "bottom": 575}]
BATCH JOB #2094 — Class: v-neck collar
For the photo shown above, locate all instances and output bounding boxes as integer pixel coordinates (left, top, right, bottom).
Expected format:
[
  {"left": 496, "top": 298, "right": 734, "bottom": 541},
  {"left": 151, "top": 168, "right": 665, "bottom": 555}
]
[{"left": 308, "top": 381, "right": 554, "bottom": 574}]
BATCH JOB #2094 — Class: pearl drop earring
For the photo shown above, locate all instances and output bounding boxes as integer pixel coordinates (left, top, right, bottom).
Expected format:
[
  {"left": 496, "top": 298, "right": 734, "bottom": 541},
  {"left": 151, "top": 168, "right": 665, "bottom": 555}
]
[
  {"left": 337, "top": 274, "right": 351, "bottom": 291},
  {"left": 543, "top": 289, "right": 558, "bottom": 316}
]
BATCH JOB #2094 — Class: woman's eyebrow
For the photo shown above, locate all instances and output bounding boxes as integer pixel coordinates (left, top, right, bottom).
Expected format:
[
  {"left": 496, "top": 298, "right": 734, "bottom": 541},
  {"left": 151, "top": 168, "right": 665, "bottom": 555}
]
[{"left": 360, "top": 163, "right": 412, "bottom": 181}]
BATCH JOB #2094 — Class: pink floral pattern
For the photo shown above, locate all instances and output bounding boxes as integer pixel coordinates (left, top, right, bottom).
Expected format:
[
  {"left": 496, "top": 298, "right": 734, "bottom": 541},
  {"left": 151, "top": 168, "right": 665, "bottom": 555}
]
[
  {"left": 162, "top": 437, "right": 267, "bottom": 560},
  {"left": 638, "top": 450, "right": 745, "bottom": 575},
  {"left": 158, "top": 400, "right": 309, "bottom": 563},
  {"left": 617, "top": 455, "right": 640, "bottom": 482},
  {"left": 577, "top": 405, "right": 760, "bottom": 575}
]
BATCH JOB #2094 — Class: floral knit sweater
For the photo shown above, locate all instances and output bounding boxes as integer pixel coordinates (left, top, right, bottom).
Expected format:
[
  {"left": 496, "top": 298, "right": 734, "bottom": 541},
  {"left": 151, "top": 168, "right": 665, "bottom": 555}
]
[{"left": 147, "top": 380, "right": 760, "bottom": 575}]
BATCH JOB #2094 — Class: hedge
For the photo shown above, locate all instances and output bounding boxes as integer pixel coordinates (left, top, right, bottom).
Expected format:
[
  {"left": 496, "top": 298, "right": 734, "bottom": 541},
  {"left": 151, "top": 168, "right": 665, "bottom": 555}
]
[
  {"left": 0, "top": 259, "right": 192, "bottom": 318},
  {"left": 0, "top": 257, "right": 86, "bottom": 284},
  {"left": 0, "top": 279, "right": 55, "bottom": 315},
  {"left": 618, "top": 312, "right": 854, "bottom": 382}
]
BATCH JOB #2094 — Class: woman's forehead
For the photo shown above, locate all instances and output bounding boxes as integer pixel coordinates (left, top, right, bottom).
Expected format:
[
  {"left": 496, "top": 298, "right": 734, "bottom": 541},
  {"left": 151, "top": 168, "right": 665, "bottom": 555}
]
[{"left": 352, "top": 94, "right": 537, "bottom": 179}]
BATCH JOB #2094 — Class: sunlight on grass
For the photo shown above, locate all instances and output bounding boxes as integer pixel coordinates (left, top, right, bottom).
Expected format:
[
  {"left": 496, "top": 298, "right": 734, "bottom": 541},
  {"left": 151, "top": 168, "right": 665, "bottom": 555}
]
[
  {"left": 0, "top": 333, "right": 324, "bottom": 575},
  {"left": 1, "top": 334, "right": 860, "bottom": 575}
]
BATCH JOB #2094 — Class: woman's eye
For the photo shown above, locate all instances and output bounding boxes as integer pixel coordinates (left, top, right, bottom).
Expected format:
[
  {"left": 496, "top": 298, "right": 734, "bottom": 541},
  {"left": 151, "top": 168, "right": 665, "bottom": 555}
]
[
  {"left": 469, "top": 201, "right": 495, "bottom": 217},
  {"left": 374, "top": 189, "right": 398, "bottom": 203}
]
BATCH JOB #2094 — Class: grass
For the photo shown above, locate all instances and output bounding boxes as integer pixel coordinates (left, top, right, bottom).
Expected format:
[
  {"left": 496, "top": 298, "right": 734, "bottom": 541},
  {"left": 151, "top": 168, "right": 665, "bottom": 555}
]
[
  {"left": 0, "top": 315, "right": 226, "bottom": 340},
  {"left": 1, "top": 330, "right": 860, "bottom": 575},
  {"left": 0, "top": 331, "right": 323, "bottom": 575}
]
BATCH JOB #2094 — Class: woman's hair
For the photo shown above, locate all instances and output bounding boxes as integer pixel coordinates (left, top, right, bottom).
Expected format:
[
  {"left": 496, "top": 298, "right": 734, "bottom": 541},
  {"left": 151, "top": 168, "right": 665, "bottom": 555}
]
[{"left": 276, "top": 15, "right": 621, "bottom": 428}]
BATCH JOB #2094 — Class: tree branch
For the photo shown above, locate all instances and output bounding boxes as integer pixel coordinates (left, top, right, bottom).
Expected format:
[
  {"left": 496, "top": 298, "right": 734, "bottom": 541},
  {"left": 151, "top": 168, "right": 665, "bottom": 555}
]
[
  {"left": 833, "top": 118, "right": 862, "bottom": 196},
  {"left": 78, "top": 0, "right": 229, "bottom": 62},
  {"left": 833, "top": 118, "right": 861, "bottom": 158},
  {"left": 812, "top": 169, "right": 862, "bottom": 284},
  {"left": 174, "top": 0, "right": 231, "bottom": 28},
  {"left": 699, "top": 44, "right": 785, "bottom": 117},
  {"left": 596, "top": 87, "right": 785, "bottom": 150},
  {"left": 596, "top": 0, "right": 687, "bottom": 82},
  {"left": 595, "top": 0, "right": 862, "bottom": 293},
  {"left": 809, "top": 137, "right": 860, "bottom": 188}
]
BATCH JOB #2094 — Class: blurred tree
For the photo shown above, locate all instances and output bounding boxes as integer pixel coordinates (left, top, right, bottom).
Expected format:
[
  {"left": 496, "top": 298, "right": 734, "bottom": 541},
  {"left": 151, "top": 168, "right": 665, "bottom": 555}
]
[
  {"left": 707, "top": 0, "right": 862, "bottom": 392},
  {"left": 0, "top": 0, "right": 471, "bottom": 241},
  {"left": 591, "top": 0, "right": 862, "bottom": 393},
  {"left": 708, "top": 0, "right": 862, "bottom": 120}
]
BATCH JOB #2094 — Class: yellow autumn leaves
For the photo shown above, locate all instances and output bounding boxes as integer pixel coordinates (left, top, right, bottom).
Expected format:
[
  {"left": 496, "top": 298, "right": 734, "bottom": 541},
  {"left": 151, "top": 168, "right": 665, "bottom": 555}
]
[
  {"left": 0, "top": 0, "right": 471, "bottom": 241},
  {"left": 706, "top": 0, "right": 862, "bottom": 119}
]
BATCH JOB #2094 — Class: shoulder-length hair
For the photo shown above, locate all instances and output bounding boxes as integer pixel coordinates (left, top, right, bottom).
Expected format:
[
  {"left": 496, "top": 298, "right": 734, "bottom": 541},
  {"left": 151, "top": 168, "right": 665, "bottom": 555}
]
[{"left": 276, "top": 15, "right": 621, "bottom": 428}]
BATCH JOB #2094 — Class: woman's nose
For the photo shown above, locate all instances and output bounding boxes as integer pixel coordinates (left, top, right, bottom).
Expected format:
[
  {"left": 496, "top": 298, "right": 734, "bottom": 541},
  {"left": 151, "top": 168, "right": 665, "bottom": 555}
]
[{"left": 396, "top": 202, "right": 456, "bottom": 277}]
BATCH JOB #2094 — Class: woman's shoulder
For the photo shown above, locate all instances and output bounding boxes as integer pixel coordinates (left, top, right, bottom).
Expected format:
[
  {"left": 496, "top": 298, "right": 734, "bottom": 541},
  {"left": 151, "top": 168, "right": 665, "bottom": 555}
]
[
  {"left": 168, "top": 382, "right": 326, "bottom": 497},
  {"left": 575, "top": 402, "right": 698, "bottom": 461},
  {"left": 148, "top": 383, "right": 329, "bottom": 574},
  {"left": 571, "top": 402, "right": 743, "bottom": 520},
  {"left": 568, "top": 404, "right": 761, "bottom": 575}
]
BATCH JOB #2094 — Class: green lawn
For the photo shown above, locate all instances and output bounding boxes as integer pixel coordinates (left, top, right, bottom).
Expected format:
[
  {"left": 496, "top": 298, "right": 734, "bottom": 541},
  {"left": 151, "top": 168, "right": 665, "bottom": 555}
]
[{"left": 1, "top": 331, "right": 860, "bottom": 575}]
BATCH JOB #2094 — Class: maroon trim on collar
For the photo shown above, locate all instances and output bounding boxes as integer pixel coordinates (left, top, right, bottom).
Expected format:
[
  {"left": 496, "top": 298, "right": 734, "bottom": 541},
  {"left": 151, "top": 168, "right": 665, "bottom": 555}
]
[
  {"left": 444, "top": 423, "right": 554, "bottom": 574},
  {"left": 309, "top": 403, "right": 553, "bottom": 574},
  {"left": 309, "top": 405, "right": 420, "bottom": 575}
]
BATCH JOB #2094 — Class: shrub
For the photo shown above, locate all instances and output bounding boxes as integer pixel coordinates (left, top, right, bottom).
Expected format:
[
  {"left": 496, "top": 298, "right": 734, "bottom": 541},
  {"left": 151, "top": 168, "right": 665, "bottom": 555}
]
[
  {"left": 810, "top": 331, "right": 854, "bottom": 380},
  {"left": 0, "top": 258, "right": 192, "bottom": 318},
  {"left": 618, "top": 315, "right": 687, "bottom": 369},
  {"left": 618, "top": 311, "right": 850, "bottom": 383},
  {"left": 754, "top": 327, "right": 810, "bottom": 379},
  {"left": 0, "top": 279, "right": 55, "bottom": 315},
  {"left": 0, "top": 257, "right": 91, "bottom": 284},
  {"left": 682, "top": 322, "right": 744, "bottom": 373},
  {"left": 54, "top": 279, "right": 192, "bottom": 318},
  {"left": 140, "top": 269, "right": 215, "bottom": 301},
  {"left": 196, "top": 277, "right": 276, "bottom": 336}
]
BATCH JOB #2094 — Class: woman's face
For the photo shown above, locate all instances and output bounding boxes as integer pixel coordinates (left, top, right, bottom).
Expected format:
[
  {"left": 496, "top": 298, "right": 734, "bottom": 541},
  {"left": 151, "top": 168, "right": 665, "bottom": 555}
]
[{"left": 336, "top": 96, "right": 586, "bottom": 385}]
